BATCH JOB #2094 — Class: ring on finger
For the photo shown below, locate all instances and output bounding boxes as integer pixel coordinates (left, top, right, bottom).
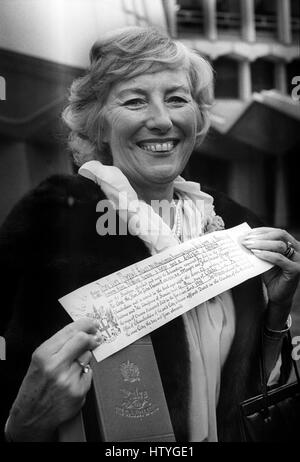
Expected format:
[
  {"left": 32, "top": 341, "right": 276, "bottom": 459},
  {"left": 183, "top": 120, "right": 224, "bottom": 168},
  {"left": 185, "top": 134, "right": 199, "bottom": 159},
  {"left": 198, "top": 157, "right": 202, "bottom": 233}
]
[
  {"left": 283, "top": 241, "right": 295, "bottom": 260},
  {"left": 77, "top": 360, "right": 91, "bottom": 374}
]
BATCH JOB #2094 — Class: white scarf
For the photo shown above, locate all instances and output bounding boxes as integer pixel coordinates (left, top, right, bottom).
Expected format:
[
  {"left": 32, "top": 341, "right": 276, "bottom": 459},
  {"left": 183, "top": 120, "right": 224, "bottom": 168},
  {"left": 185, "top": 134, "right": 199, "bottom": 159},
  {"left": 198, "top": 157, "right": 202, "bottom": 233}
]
[
  {"left": 79, "top": 160, "right": 235, "bottom": 442},
  {"left": 79, "top": 160, "right": 215, "bottom": 254}
]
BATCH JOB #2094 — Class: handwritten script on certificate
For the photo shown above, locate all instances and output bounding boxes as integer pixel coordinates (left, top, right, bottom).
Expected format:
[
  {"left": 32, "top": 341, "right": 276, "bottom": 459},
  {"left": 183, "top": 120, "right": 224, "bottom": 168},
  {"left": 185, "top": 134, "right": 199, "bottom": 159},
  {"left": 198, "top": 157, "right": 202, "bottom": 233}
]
[{"left": 59, "top": 223, "right": 272, "bottom": 362}]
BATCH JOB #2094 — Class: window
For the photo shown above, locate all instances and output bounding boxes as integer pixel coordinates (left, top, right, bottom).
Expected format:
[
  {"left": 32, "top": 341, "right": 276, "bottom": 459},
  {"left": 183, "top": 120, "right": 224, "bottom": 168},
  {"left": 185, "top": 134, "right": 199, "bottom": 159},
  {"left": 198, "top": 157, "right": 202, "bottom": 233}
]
[
  {"left": 176, "top": 0, "right": 204, "bottom": 36},
  {"left": 291, "top": 0, "right": 300, "bottom": 43},
  {"left": 255, "top": 0, "right": 277, "bottom": 39},
  {"left": 251, "top": 59, "right": 275, "bottom": 93},
  {"left": 214, "top": 57, "right": 239, "bottom": 99},
  {"left": 216, "top": 0, "right": 241, "bottom": 36}
]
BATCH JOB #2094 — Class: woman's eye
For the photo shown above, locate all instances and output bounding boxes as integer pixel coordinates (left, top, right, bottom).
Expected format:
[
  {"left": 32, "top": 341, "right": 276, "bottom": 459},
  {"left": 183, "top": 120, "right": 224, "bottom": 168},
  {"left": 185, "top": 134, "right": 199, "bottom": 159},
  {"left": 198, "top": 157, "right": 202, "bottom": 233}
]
[
  {"left": 123, "top": 98, "right": 145, "bottom": 108},
  {"left": 167, "top": 96, "right": 188, "bottom": 105}
]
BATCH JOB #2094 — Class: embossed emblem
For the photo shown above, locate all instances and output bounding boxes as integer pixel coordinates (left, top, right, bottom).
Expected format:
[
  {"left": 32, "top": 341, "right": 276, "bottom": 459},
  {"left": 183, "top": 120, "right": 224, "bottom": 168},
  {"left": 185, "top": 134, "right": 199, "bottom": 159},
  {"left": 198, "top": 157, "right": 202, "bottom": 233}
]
[
  {"left": 87, "top": 304, "right": 121, "bottom": 344},
  {"left": 120, "top": 361, "right": 140, "bottom": 383},
  {"left": 119, "top": 389, "right": 151, "bottom": 410},
  {"left": 116, "top": 360, "right": 159, "bottom": 418}
]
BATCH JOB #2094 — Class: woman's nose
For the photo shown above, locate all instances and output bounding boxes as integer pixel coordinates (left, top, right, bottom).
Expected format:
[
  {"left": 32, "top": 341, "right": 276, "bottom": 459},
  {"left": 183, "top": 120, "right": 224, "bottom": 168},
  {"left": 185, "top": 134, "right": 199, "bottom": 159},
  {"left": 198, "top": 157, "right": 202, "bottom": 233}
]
[{"left": 145, "top": 103, "right": 172, "bottom": 133}]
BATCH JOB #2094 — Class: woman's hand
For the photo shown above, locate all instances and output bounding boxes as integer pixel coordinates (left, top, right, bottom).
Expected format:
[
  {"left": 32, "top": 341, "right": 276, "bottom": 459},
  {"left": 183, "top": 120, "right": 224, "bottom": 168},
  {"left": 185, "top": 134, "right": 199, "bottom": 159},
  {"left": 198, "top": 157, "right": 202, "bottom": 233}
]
[
  {"left": 241, "top": 227, "right": 300, "bottom": 329},
  {"left": 5, "top": 318, "right": 100, "bottom": 442}
]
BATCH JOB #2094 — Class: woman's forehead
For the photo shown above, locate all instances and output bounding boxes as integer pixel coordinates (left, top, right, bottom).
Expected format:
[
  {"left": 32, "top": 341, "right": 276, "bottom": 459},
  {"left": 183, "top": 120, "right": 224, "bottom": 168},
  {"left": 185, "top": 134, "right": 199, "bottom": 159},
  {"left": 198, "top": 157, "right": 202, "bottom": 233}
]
[{"left": 110, "top": 69, "right": 191, "bottom": 96}]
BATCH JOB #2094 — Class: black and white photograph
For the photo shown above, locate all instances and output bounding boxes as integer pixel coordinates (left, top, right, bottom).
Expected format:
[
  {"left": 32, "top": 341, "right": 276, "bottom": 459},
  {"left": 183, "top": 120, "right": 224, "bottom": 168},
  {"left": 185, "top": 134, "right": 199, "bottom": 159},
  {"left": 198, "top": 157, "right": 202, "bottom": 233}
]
[{"left": 0, "top": 0, "right": 299, "bottom": 446}]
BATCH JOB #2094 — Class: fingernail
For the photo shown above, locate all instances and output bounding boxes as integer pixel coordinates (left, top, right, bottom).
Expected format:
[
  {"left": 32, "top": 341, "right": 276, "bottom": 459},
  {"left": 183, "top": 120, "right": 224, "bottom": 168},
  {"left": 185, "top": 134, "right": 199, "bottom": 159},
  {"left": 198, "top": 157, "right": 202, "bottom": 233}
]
[
  {"left": 94, "top": 334, "right": 102, "bottom": 345},
  {"left": 252, "top": 249, "right": 263, "bottom": 254}
]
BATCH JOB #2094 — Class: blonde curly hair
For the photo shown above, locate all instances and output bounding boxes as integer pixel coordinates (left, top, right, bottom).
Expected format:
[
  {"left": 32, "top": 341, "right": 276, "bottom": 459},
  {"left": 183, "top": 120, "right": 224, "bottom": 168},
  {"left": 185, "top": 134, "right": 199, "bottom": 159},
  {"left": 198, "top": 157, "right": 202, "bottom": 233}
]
[{"left": 62, "top": 26, "right": 214, "bottom": 166}]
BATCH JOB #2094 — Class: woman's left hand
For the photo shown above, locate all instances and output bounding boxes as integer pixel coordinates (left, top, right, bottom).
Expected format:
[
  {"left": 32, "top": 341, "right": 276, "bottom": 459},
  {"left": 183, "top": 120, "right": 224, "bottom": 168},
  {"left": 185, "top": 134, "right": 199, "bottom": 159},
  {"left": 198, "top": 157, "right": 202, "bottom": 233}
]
[{"left": 241, "top": 228, "right": 300, "bottom": 326}]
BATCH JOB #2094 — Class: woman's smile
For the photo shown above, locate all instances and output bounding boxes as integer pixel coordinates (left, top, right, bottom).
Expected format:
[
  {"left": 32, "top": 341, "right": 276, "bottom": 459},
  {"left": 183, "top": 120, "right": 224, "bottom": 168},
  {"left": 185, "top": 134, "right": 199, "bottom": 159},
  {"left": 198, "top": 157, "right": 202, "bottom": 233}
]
[
  {"left": 136, "top": 138, "right": 180, "bottom": 153},
  {"left": 102, "top": 69, "right": 199, "bottom": 188}
]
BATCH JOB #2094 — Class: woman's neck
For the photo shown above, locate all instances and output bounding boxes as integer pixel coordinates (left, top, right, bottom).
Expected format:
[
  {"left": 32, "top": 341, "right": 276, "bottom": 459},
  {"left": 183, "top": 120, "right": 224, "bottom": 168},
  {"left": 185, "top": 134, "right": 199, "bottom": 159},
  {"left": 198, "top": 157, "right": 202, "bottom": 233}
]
[
  {"left": 129, "top": 179, "right": 176, "bottom": 229},
  {"left": 129, "top": 179, "right": 174, "bottom": 205}
]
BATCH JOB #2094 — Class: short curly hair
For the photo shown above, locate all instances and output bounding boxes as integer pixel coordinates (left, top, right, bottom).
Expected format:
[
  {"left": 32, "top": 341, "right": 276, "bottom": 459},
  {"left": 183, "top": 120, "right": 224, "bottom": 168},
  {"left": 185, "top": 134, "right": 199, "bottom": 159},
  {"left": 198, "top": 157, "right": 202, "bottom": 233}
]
[{"left": 62, "top": 26, "right": 213, "bottom": 166}]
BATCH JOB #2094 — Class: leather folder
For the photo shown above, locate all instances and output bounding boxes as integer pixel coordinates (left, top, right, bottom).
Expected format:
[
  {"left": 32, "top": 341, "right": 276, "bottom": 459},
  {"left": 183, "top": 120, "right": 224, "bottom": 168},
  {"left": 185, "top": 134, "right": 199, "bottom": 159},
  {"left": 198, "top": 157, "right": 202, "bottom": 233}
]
[{"left": 59, "top": 335, "right": 175, "bottom": 442}]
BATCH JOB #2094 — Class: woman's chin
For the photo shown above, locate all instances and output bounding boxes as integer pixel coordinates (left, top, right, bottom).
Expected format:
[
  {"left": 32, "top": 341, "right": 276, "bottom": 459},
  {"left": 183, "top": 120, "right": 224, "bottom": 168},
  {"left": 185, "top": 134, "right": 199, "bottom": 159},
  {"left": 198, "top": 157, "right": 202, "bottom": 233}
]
[{"left": 146, "top": 165, "right": 181, "bottom": 184}]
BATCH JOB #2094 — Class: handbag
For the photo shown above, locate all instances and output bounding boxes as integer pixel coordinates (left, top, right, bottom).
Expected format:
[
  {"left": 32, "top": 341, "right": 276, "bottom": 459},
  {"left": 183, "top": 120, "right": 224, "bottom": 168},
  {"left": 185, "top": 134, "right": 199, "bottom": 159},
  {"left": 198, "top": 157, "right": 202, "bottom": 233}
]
[{"left": 239, "top": 331, "right": 300, "bottom": 442}]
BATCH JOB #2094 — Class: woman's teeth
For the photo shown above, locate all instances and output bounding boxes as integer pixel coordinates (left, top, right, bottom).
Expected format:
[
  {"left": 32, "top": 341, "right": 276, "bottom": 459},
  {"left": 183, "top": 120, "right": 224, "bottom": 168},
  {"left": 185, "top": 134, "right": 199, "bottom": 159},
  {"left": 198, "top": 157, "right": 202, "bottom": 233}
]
[{"left": 139, "top": 142, "right": 176, "bottom": 152}]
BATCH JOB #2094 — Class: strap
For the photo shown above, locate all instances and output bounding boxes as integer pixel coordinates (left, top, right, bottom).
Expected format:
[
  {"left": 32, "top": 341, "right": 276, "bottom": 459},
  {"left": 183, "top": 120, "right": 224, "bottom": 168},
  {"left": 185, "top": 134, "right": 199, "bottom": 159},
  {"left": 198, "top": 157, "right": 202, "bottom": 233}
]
[{"left": 259, "top": 329, "right": 270, "bottom": 417}]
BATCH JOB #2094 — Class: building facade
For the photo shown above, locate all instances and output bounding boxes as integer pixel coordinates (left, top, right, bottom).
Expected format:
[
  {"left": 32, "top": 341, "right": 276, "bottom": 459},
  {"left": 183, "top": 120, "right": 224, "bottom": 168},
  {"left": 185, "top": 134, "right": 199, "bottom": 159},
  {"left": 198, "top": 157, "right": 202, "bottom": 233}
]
[
  {"left": 163, "top": 0, "right": 300, "bottom": 229},
  {"left": 0, "top": 0, "right": 299, "bottom": 229},
  {"left": 165, "top": 0, "right": 299, "bottom": 99}
]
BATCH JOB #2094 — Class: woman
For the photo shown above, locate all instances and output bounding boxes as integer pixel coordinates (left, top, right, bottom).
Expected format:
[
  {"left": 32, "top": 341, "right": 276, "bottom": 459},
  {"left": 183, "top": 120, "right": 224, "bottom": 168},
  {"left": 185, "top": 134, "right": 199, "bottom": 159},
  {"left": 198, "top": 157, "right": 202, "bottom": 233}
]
[{"left": 1, "top": 26, "right": 299, "bottom": 442}]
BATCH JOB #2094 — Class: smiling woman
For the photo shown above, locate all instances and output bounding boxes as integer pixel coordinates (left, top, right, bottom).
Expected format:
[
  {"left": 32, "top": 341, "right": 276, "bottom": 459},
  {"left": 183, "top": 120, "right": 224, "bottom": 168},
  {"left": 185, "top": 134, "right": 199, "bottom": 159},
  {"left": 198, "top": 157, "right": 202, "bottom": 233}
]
[
  {"left": 101, "top": 69, "right": 198, "bottom": 197},
  {"left": 1, "top": 26, "right": 300, "bottom": 442},
  {"left": 62, "top": 26, "right": 212, "bottom": 170}
]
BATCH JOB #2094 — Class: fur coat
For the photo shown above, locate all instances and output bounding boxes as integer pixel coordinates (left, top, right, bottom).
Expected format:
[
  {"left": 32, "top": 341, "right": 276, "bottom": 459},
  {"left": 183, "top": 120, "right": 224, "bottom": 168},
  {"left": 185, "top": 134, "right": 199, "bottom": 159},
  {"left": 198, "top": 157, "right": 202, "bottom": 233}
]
[{"left": 0, "top": 174, "right": 289, "bottom": 441}]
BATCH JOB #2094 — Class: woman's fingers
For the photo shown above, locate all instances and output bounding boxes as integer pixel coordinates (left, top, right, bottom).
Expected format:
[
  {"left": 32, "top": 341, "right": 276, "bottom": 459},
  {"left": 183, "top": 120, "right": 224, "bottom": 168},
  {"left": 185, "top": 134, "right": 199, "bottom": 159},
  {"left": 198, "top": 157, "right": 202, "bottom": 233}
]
[
  {"left": 245, "top": 227, "right": 300, "bottom": 251},
  {"left": 239, "top": 227, "right": 300, "bottom": 326},
  {"left": 242, "top": 238, "right": 287, "bottom": 254},
  {"left": 39, "top": 318, "right": 99, "bottom": 357},
  {"left": 77, "top": 350, "right": 92, "bottom": 367},
  {"left": 241, "top": 227, "right": 300, "bottom": 267},
  {"left": 68, "top": 353, "right": 93, "bottom": 388},
  {"left": 9, "top": 320, "right": 99, "bottom": 441},
  {"left": 62, "top": 355, "right": 93, "bottom": 412},
  {"left": 240, "top": 227, "right": 300, "bottom": 282},
  {"left": 75, "top": 351, "right": 93, "bottom": 381},
  {"left": 242, "top": 238, "right": 300, "bottom": 262},
  {"left": 31, "top": 318, "right": 99, "bottom": 379},
  {"left": 250, "top": 249, "right": 300, "bottom": 273},
  {"left": 56, "top": 329, "right": 100, "bottom": 365}
]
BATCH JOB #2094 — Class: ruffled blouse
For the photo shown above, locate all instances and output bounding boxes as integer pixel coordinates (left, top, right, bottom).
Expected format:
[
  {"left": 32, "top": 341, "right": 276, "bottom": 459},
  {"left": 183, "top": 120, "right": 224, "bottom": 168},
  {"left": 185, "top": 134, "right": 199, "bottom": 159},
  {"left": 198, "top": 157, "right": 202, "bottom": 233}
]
[{"left": 79, "top": 161, "right": 236, "bottom": 442}]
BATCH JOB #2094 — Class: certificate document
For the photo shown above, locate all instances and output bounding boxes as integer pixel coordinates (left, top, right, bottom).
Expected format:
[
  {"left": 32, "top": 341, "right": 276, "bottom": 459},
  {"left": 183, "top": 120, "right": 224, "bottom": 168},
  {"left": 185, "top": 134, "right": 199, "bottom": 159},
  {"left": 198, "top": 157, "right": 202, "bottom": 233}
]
[{"left": 59, "top": 223, "right": 272, "bottom": 362}]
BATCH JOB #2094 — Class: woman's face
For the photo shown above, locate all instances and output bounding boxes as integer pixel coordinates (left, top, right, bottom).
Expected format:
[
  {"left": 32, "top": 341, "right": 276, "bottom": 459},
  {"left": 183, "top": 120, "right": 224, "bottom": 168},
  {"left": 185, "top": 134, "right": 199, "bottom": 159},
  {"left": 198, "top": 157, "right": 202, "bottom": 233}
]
[{"left": 102, "top": 68, "right": 199, "bottom": 188}]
